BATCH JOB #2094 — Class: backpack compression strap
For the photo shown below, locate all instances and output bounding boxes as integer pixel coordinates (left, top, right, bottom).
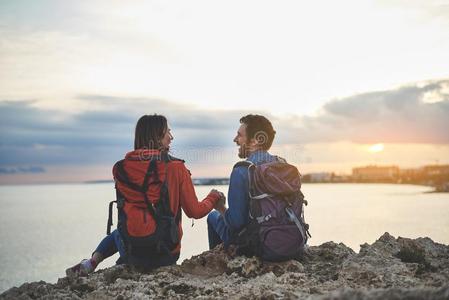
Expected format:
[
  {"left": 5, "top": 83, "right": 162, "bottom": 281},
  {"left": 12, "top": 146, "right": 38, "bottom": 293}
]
[
  {"left": 114, "top": 160, "right": 144, "bottom": 192},
  {"left": 141, "top": 159, "right": 159, "bottom": 220},
  {"left": 158, "top": 157, "right": 182, "bottom": 227},
  {"left": 114, "top": 159, "right": 158, "bottom": 219},
  {"left": 166, "top": 153, "right": 183, "bottom": 225}
]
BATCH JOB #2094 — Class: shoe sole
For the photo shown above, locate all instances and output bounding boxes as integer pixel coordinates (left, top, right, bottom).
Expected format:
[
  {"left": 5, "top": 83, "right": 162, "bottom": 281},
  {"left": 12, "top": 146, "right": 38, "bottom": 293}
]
[{"left": 65, "top": 266, "right": 88, "bottom": 278}]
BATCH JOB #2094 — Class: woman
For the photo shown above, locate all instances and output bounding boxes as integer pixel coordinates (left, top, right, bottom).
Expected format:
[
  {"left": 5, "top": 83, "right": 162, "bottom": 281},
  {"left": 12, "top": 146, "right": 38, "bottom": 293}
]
[{"left": 66, "top": 114, "right": 224, "bottom": 277}]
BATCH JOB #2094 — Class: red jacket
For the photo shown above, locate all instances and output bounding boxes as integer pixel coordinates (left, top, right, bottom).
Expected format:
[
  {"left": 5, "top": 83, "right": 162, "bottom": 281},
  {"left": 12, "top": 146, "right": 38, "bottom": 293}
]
[{"left": 113, "top": 149, "right": 220, "bottom": 253}]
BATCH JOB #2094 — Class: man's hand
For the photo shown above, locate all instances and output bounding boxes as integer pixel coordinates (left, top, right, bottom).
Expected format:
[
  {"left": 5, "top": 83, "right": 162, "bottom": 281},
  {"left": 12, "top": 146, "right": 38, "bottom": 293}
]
[
  {"left": 215, "top": 200, "right": 227, "bottom": 215},
  {"left": 210, "top": 189, "right": 227, "bottom": 214}
]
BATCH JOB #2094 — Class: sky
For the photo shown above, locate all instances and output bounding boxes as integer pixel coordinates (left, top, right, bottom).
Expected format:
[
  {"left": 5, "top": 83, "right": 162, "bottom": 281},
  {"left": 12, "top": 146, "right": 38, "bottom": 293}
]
[{"left": 1, "top": 0, "right": 449, "bottom": 184}]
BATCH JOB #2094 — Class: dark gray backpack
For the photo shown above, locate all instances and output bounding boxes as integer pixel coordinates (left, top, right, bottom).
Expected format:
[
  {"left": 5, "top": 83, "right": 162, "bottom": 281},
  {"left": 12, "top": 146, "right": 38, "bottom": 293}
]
[{"left": 234, "top": 158, "right": 311, "bottom": 261}]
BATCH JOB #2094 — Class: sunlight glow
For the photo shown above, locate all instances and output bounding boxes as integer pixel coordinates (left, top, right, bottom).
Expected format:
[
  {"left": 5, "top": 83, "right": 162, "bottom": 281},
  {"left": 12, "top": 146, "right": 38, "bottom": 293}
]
[{"left": 368, "top": 143, "right": 385, "bottom": 153}]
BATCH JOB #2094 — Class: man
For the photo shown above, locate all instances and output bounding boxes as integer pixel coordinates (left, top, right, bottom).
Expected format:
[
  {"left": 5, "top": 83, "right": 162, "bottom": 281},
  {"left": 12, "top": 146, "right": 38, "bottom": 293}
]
[{"left": 207, "top": 114, "right": 277, "bottom": 249}]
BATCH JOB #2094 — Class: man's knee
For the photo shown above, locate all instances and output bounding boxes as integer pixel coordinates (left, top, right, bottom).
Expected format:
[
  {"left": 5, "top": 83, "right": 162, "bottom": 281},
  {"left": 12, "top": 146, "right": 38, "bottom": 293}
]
[{"left": 207, "top": 210, "right": 220, "bottom": 227}]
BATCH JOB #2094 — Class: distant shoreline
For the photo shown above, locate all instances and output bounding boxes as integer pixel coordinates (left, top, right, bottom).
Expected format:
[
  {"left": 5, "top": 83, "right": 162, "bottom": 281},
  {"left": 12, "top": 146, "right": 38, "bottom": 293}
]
[{"left": 0, "top": 181, "right": 445, "bottom": 192}]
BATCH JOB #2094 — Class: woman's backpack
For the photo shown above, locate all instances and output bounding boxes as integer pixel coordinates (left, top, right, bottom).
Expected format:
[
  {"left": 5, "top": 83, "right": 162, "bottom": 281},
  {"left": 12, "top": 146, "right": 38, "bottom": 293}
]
[
  {"left": 234, "top": 158, "right": 311, "bottom": 261},
  {"left": 106, "top": 152, "right": 181, "bottom": 267}
]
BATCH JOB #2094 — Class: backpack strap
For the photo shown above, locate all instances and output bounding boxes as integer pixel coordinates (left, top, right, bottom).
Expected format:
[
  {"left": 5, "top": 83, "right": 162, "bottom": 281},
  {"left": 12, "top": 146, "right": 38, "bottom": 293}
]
[
  {"left": 150, "top": 153, "right": 182, "bottom": 239},
  {"left": 285, "top": 206, "right": 307, "bottom": 243},
  {"left": 162, "top": 151, "right": 184, "bottom": 221},
  {"left": 233, "top": 160, "right": 255, "bottom": 197},
  {"left": 274, "top": 155, "right": 287, "bottom": 163},
  {"left": 232, "top": 160, "right": 268, "bottom": 220},
  {"left": 148, "top": 151, "right": 183, "bottom": 218},
  {"left": 140, "top": 159, "right": 159, "bottom": 220},
  {"left": 234, "top": 160, "right": 275, "bottom": 201},
  {"left": 165, "top": 153, "right": 185, "bottom": 224},
  {"left": 233, "top": 160, "right": 252, "bottom": 169},
  {"left": 107, "top": 199, "right": 117, "bottom": 235},
  {"left": 114, "top": 160, "right": 143, "bottom": 192}
]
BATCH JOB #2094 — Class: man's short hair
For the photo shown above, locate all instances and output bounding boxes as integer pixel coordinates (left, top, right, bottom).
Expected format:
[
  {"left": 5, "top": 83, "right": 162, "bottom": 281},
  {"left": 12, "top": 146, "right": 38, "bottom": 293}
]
[{"left": 240, "top": 114, "right": 276, "bottom": 150}]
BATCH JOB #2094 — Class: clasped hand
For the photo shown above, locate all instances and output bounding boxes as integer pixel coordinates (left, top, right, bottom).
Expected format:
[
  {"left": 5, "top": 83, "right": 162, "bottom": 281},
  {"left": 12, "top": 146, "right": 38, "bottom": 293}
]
[{"left": 210, "top": 189, "right": 226, "bottom": 213}]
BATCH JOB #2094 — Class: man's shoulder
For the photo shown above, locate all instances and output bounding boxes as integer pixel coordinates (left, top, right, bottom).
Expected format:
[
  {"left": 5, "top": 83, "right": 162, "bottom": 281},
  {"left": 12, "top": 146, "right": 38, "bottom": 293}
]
[
  {"left": 250, "top": 151, "right": 285, "bottom": 165},
  {"left": 231, "top": 161, "right": 250, "bottom": 179},
  {"left": 233, "top": 160, "right": 252, "bottom": 169}
]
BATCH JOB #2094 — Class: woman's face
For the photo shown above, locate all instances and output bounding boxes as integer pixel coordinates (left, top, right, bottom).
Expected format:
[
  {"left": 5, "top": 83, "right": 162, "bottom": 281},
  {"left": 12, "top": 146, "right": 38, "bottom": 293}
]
[{"left": 160, "top": 127, "right": 173, "bottom": 150}]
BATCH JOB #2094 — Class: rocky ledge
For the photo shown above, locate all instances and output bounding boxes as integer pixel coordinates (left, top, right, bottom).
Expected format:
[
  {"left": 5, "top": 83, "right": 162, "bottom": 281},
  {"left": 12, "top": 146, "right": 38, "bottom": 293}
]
[{"left": 1, "top": 233, "right": 449, "bottom": 299}]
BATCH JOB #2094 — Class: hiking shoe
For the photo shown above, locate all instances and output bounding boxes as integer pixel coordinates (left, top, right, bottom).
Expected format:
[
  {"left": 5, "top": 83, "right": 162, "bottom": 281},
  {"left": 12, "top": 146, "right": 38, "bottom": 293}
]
[{"left": 65, "top": 259, "right": 95, "bottom": 278}]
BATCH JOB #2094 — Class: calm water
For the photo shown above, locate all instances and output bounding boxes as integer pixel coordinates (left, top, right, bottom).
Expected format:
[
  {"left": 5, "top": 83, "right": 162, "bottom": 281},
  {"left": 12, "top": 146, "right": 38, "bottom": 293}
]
[{"left": 0, "top": 183, "right": 448, "bottom": 293}]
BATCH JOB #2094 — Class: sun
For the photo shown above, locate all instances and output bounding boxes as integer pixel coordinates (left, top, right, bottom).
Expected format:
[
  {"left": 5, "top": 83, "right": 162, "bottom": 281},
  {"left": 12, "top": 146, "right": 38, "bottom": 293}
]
[{"left": 368, "top": 143, "right": 385, "bottom": 153}]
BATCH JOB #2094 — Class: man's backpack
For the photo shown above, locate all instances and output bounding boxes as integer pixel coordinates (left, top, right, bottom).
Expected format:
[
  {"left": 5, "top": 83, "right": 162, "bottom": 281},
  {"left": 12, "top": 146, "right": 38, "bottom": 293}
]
[
  {"left": 234, "top": 157, "right": 311, "bottom": 261},
  {"left": 106, "top": 152, "right": 181, "bottom": 267}
]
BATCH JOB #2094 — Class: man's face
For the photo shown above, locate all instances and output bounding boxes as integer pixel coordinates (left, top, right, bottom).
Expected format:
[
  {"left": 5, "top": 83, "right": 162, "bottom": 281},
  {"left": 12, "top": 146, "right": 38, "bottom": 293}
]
[{"left": 233, "top": 124, "right": 249, "bottom": 158}]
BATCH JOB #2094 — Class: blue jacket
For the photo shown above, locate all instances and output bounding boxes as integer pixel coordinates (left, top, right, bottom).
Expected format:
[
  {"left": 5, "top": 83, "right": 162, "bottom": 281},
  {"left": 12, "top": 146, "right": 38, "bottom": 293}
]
[{"left": 224, "top": 150, "right": 278, "bottom": 233}]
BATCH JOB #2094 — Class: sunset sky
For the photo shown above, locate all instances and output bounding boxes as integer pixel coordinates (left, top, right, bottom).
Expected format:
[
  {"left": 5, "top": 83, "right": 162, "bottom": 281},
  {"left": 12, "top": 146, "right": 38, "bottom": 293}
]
[{"left": 1, "top": 0, "right": 448, "bottom": 184}]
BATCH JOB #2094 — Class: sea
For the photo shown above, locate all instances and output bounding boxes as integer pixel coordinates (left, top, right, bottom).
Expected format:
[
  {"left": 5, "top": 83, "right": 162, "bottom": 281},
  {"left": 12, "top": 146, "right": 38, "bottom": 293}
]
[{"left": 0, "top": 183, "right": 448, "bottom": 293}]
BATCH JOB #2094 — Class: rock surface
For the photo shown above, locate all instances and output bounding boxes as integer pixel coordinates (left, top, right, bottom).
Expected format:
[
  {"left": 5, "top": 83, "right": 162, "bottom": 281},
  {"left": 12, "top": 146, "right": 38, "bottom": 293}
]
[{"left": 1, "top": 233, "right": 449, "bottom": 299}]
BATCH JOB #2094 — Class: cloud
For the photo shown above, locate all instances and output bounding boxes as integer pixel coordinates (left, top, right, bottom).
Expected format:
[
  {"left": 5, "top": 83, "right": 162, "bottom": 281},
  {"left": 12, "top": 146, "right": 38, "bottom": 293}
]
[
  {"left": 378, "top": 0, "right": 449, "bottom": 22},
  {"left": 1, "top": 79, "right": 448, "bottom": 170},
  {"left": 0, "top": 100, "right": 132, "bottom": 166},
  {"left": 76, "top": 94, "right": 240, "bottom": 130},
  {"left": 0, "top": 166, "right": 45, "bottom": 174},
  {"left": 280, "top": 79, "right": 449, "bottom": 144},
  {"left": 0, "top": 98, "right": 254, "bottom": 167}
]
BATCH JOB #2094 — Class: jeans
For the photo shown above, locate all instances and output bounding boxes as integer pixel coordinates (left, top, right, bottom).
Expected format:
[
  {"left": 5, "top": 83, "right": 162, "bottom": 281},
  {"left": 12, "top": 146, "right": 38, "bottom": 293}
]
[
  {"left": 94, "top": 229, "right": 125, "bottom": 263},
  {"left": 94, "top": 229, "right": 179, "bottom": 267},
  {"left": 207, "top": 210, "right": 231, "bottom": 249}
]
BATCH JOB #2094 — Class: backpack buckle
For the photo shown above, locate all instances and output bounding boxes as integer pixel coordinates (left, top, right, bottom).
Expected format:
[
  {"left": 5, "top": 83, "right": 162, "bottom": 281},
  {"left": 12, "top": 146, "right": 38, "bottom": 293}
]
[{"left": 256, "top": 213, "right": 272, "bottom": 224}]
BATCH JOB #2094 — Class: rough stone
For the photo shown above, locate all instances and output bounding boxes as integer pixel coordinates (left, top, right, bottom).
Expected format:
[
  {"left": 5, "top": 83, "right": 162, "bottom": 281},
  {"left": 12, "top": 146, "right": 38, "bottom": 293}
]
[{"left": 1, "top": 233, "right": 448, "bottom": 299}]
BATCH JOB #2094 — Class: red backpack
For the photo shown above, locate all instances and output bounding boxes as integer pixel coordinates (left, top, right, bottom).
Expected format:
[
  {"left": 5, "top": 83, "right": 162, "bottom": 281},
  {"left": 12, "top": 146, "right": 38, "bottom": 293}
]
[{"left": 107, "top": 152, "right": 181, "bottom": 265}]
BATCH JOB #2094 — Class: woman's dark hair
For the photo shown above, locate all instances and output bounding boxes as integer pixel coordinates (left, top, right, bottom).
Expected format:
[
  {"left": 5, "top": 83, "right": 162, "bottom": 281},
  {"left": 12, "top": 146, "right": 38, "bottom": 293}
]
[
  {"left": 240, "top": 114, "right": 276, "bottom": 150},
  {"left": 134, "top": 114, "right": 168, "bottom": 150}
]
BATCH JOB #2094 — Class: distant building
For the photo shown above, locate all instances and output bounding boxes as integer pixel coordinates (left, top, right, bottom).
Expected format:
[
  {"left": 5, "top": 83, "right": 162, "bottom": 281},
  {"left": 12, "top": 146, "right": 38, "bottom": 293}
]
[
  {"left": 192, "top": 178, "right": 230, "bottom": 185},
  {"left": 399, "top": 168, "right": 421, "bottom": 176},
  {"left": 307, "top": 172, "right": 333, "bottom": 183},
  {"left": 332, "top": 174, "right": 352, "bottom": 183},
  {"left": 420, "top": 165, "right": 449, "bottom": 188},
  {"left": 398, "top": 168, "right": 423, "bottom": 183},
  {"left": 421, "top": 165, "right": 449, "bottom": 176},
  {"left": 352, "top": 165, "right": 399, "bottom": 182}
]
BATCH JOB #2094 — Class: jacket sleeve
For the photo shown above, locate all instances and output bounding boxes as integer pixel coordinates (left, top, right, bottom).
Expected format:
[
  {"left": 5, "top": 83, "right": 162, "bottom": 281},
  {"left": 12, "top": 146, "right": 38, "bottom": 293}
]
[
  {"left": 179, "top": 164, "right": 220, "bottom": 219},
  {"left": 223, "top": 166, "right": 249, "bottom": 231}
]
